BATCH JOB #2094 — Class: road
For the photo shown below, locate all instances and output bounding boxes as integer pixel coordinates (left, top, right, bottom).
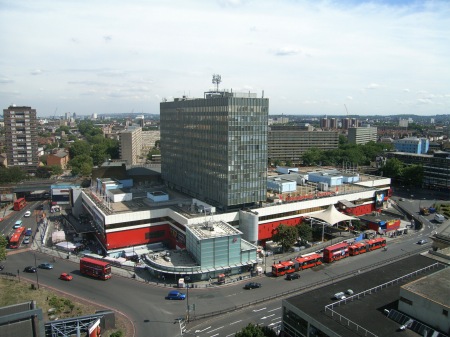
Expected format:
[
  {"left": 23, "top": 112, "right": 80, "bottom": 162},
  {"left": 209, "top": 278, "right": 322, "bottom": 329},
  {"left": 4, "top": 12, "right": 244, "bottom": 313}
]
[{"left": 1, "top": 191, "right": 446, "bottom": 337}]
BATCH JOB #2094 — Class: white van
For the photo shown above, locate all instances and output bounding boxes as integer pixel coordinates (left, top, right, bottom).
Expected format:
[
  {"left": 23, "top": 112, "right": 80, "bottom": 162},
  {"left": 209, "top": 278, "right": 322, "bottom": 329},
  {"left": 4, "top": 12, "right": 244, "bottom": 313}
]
[{"left": 434, "top": 214, "right": 445, "bottom": 223}]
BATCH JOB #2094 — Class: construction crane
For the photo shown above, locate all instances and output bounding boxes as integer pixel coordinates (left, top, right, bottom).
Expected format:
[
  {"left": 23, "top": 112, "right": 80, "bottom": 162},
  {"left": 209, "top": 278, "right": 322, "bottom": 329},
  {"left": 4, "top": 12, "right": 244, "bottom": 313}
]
[
  {"left": 344, "top": 104, "right": 349, "bottom": 117},
  {"left": 53, "top": 108, "right": 58, "bottom": 120}
]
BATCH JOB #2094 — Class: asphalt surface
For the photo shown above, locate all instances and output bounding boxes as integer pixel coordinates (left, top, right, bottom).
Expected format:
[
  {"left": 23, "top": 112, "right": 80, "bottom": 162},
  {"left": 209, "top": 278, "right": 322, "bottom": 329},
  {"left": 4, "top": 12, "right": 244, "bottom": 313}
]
[{"left": 1, "top": 189, "right": 448, "bottom": 337}]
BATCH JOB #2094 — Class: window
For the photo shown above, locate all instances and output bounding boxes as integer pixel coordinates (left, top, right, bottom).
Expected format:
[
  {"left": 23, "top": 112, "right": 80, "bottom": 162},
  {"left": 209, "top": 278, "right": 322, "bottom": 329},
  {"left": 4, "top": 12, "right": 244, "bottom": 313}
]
[{"left": 400, "top": 296, "right": 413, "bottom": 305}]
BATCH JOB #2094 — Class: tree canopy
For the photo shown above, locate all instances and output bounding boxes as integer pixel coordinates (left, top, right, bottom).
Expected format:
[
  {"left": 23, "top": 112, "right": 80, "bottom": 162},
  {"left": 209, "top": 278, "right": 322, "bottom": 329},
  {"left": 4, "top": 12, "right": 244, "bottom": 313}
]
[
  {"left": 0, "top": 235, "right": 8, "bottom": 261},
  {"left": 235, "top": 323, "right": 278, "bottom": 337},
  {"left": 272, "top": 224, "right": 298, "bottom": 252}
]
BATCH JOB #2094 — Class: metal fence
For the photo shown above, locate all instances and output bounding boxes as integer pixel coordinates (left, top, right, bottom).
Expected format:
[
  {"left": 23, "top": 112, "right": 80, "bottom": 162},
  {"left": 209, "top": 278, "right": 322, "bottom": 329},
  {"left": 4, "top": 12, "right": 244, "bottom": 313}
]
[
  {"left": 189, "top": 246, "right": 434, "bottom": 321},
  {"left": 323, "top": 262, "right": 445, "bottom": 337}
]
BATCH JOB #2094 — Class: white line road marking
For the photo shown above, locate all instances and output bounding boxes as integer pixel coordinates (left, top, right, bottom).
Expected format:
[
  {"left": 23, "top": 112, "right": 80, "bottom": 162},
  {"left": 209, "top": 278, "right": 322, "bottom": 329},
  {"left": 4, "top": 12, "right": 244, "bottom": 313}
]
[
  {"left": 261, "top": 314, "right": 275, "bottom": 320},
  {"left": 253, "top": 307, "right": 266, "bottom": 312},
  {"left": 268, "top": 307, "right": 280, "bottom": 312},
  {"left": 195, "top": 326, "right": 211, "bottom": 333},
  {"left": 208, "top": 326, "right": 224, "bottom": 333},
  {"left": 271, "top": 317, "right": 281, "bottom": 321},
  {"left": 230, "top": 320, "right": 242, "bottom": 325}
]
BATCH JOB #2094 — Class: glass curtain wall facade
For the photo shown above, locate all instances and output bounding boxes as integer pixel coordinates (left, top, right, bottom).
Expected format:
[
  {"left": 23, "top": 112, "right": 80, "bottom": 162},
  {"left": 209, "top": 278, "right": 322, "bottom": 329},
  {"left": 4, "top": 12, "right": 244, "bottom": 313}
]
[{"left": 160, "top": 92, "right": 269, "bottom": 210}]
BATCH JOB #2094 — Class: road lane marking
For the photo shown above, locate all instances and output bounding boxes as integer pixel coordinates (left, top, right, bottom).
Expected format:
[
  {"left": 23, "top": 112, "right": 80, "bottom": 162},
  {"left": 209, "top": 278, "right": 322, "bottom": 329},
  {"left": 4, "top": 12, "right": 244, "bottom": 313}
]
[
  {"left": 195, "top": 326, "right": 211, "bottom": 333},
  {"left": 268, "top": 307, "right": 280, "bottom": 312},
  {"left": 253, "top": 307, "right": 266, "bottom": 312},
  {"left": 208, "top": 326, "right": 224, "bottom": 333},
  {"left": 230, "top": 320, "right": 242, "bottom": 325}
]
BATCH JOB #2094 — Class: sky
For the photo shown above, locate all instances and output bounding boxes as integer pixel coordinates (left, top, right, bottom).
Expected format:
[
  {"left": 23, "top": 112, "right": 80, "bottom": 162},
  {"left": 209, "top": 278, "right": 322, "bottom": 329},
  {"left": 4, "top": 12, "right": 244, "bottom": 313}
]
[{"left": 1, "top": 0, "right": 449, "bottom": 117}]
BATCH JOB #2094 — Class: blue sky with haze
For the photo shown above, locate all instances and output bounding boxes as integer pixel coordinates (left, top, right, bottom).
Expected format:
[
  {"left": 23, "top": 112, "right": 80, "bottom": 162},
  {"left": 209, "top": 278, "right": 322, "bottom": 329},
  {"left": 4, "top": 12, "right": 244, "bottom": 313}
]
[{"left": 1, "top": 0, "right": 449, "bottom": 116}]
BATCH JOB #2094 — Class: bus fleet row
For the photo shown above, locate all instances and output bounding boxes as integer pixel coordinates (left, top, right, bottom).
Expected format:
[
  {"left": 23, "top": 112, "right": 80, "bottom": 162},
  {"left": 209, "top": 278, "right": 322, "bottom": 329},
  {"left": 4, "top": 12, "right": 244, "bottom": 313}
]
[{"left": 271, "top": 237, "right": 387, "bottom": 277}]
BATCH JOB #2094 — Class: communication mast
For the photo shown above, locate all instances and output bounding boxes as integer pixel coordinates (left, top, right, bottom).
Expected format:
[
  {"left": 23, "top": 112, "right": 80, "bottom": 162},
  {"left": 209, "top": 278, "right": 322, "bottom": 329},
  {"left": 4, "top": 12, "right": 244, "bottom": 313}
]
[{"left": 212, "top": 74, "right": 221, "bottom": 92}]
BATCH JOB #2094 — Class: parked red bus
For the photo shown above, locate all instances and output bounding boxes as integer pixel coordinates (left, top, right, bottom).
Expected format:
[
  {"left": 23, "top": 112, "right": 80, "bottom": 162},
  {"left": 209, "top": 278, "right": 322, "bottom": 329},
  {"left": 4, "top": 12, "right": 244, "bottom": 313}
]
[
  {"left": 349, "top": 238, "right": 386, "bottom": 256},
  {"left": 80, "top": 257, "right": 112, "bottom": 280},
  {"left": 13, "top": 197, "right": 27, "bottom": 211},
  {"left": 348, "top": 242, "right": 368, "bottom": 256},
  {"left": 272, "top": 260, "right": 295, "bottom": 277},
  {"left": 366, "top": 238, "right": 386, "bottom": 251},
  {"left": 294, "top": 252, "right": 323, "bottom": 270},
  {"left": 323, "top": 242, "right": 349, "bottom": 263},
  {"left": 9, "top": 227, "right": 26, "bottom": 249}
]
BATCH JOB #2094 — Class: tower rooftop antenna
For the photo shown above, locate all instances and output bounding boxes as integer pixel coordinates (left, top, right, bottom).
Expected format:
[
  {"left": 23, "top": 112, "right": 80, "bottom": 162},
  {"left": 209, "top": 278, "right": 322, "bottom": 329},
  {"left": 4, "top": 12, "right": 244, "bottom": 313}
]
[{"left": 212, "top": 74, "right": 221, "bottom": 92}]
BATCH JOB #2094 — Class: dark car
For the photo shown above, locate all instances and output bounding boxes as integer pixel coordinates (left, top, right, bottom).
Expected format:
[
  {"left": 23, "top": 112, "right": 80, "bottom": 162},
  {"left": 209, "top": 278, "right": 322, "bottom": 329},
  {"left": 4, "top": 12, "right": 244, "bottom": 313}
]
[
  {"left": 0, "top": 265, "right": 4, "bottom": 271},
  {"left": 417, "top": 239, "right": 427, "bottom": 245},
  {"left": 38, "top": 263, "right": 54, "bottom": 269},
  {"left": 165, "top": 290, "right": 186, "bottom": 300},
  {"left": 24, "top": 266, "right": 37, "bottom": 273},
  {"left": 286, "top": 273, "right": 300, "bottom": 280},
  {"left": 244, "top": 282, "right": 262, "bottom": 290}
]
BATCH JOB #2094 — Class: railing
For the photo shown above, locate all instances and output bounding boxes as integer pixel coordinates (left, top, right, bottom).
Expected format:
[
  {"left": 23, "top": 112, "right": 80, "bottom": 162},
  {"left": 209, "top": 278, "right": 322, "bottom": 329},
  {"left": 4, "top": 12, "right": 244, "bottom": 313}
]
[
  {"left": 189, "top": 248, "right": 440, "bottom": 322},
  {"left": 323, "top": 263, "right": 445, "bottom": 337}
]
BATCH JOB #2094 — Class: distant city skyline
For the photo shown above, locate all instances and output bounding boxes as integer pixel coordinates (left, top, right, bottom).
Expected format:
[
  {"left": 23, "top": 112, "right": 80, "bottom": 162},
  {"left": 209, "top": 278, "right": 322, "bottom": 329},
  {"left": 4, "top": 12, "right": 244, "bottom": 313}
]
[{"left": 1, "top": 0, "right": 449, "bottom": 117}]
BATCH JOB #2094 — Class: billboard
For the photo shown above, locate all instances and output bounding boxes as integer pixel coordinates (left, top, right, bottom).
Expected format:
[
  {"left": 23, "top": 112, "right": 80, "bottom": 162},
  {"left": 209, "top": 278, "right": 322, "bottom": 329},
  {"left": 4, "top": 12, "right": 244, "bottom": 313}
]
[
  {"left": 375, "top": 190, "right": 386, "bottom": 208},
  {"left": 0, "top": 193, "right": 14, "bottom": 202}
]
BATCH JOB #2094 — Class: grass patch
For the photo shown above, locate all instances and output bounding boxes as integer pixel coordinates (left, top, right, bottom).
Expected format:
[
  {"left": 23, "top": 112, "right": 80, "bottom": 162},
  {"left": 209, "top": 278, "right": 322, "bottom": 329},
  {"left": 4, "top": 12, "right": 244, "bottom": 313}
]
[{"left": 0, "top": 277, "right": 130, "bottom": 337}]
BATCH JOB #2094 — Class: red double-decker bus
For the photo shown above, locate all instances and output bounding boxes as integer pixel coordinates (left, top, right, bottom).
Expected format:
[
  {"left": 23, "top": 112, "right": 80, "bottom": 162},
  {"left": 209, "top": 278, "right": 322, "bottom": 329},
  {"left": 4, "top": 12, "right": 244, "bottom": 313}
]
[
  {"left": 294, "top": 252, "right": 323, "bottom": 270},
  {"left": 272, "top": 260, "right": 295, "bottom": 277},
  {"left": 80, "top": 257, "right": 112, "bottom": 280},
  {"left": 323, "top": 242, "right": 349, "bottom": 263},
  {"left": 13, "top": 197, "right": 27, "bottom": 211},
  {"left": 9, "top": 227, "right": 26, "bottom": 249}
]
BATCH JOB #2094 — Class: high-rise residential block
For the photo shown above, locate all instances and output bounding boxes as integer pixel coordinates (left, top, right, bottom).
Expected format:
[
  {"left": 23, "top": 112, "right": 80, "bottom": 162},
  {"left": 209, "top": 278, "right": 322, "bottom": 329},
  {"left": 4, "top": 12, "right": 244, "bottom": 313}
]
[
  {"left": 119, "top": 126, "right": 142, "bottom": 165},
  {"left": 3, "top": 105, "right": 39, "bottom": 173},
  {"left": 160, "top": 90, "right": 269, "bottom": 210}
]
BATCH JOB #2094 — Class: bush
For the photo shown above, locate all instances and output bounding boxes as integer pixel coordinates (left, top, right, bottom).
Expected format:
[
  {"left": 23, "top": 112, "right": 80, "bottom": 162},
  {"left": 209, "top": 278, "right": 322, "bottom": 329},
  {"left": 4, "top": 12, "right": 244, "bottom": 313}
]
[{"left": 110, "top": 331, "right": 123, "bottom": 337}]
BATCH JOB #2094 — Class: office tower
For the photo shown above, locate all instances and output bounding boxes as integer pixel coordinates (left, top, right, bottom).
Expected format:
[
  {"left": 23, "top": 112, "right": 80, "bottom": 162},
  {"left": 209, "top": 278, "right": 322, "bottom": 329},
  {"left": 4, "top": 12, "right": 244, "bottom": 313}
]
[
  {"left": 119, "top": 126, "right": 142, "bottom": 165},
  {"left": 268, "top": 126, "right": 339, "bottom": 164},
  {"left": 3, "top": 105, "right": 39, "bottom": 173},
  {"left": 160, "top": 90, "right": 269, "bottom": 210}
]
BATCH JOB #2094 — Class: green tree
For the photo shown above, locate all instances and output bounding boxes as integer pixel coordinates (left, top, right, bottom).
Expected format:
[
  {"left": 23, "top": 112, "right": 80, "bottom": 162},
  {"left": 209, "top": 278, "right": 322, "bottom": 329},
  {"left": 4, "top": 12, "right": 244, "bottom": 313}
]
[
  {"left": 235, "top": 323, "right": 278, "bottom": 337},
  {"left": 68, "top": 155, "right": 93, "bottom": 176},
  {"left": 302, "top": 148, "right": 323, "bottom": 166},
  {"left": 56, "top": 126, "right": 70, "bottom": 134},
  {"left": 297, "top": 222, "right": 312, "bottom": 244},
  {"left": 36, "top": 166, "right": 52, "bottom": 179},
  {"left": 49, "top": 165, "right": 63, "bottom": 176},
  {"left": 380, "top": 158, "right": 403, "bottom": 181},
  {"left": 402, "top": 164, "right": 423, "bottom": 186},
  {"left": 272, "top": 224, "right": 298, "bottom": 252},
  {"left": 0, "top": 167, "right": 27, "bottom": 183},
  {"left": 91, "top": 143, "right": 109, "bottom": 166},
  {"left": 69, "top": 140, "right": 91, "bottom": 159},
  {"left": 147, "top": 148, "right": 161, "bottom": 161},
  {"left": 0, "top": 235, "right": 8, "bottom": 261}
]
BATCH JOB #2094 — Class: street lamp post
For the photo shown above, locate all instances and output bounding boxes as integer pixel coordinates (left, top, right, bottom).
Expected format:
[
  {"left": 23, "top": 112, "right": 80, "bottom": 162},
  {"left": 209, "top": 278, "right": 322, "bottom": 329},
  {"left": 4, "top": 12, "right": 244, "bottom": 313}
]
[
  {"left": 34, "top": 253, "right": 40, "bottom": 290},
  {"left": 185, "top": 276, "right": 190, "bottom": 323}
]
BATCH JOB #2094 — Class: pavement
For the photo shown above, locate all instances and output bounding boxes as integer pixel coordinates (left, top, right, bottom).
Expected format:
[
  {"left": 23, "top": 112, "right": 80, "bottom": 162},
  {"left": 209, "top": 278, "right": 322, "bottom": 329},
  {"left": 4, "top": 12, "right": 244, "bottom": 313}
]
[{"left": 2, "top": 200, "right": 424, "bottom": 290}]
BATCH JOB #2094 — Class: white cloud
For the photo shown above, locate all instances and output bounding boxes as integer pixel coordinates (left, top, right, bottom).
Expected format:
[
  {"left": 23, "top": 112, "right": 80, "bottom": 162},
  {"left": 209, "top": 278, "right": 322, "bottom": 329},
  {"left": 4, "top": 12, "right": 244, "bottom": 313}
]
[
  {"left": 366, "top": 83, "right": 380, "bottom": 90},
  {"left": 273, "top": 47, "right": 300, "bottom": 56},
  {"left": 0, "top": 76, "right": 14, "bottom": 84},
  {"left": 31, "top": 69, "right": 43, "bottom": 75},
  {"left": 1, "top": 0, "right": 449, "bottom": 116}
]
